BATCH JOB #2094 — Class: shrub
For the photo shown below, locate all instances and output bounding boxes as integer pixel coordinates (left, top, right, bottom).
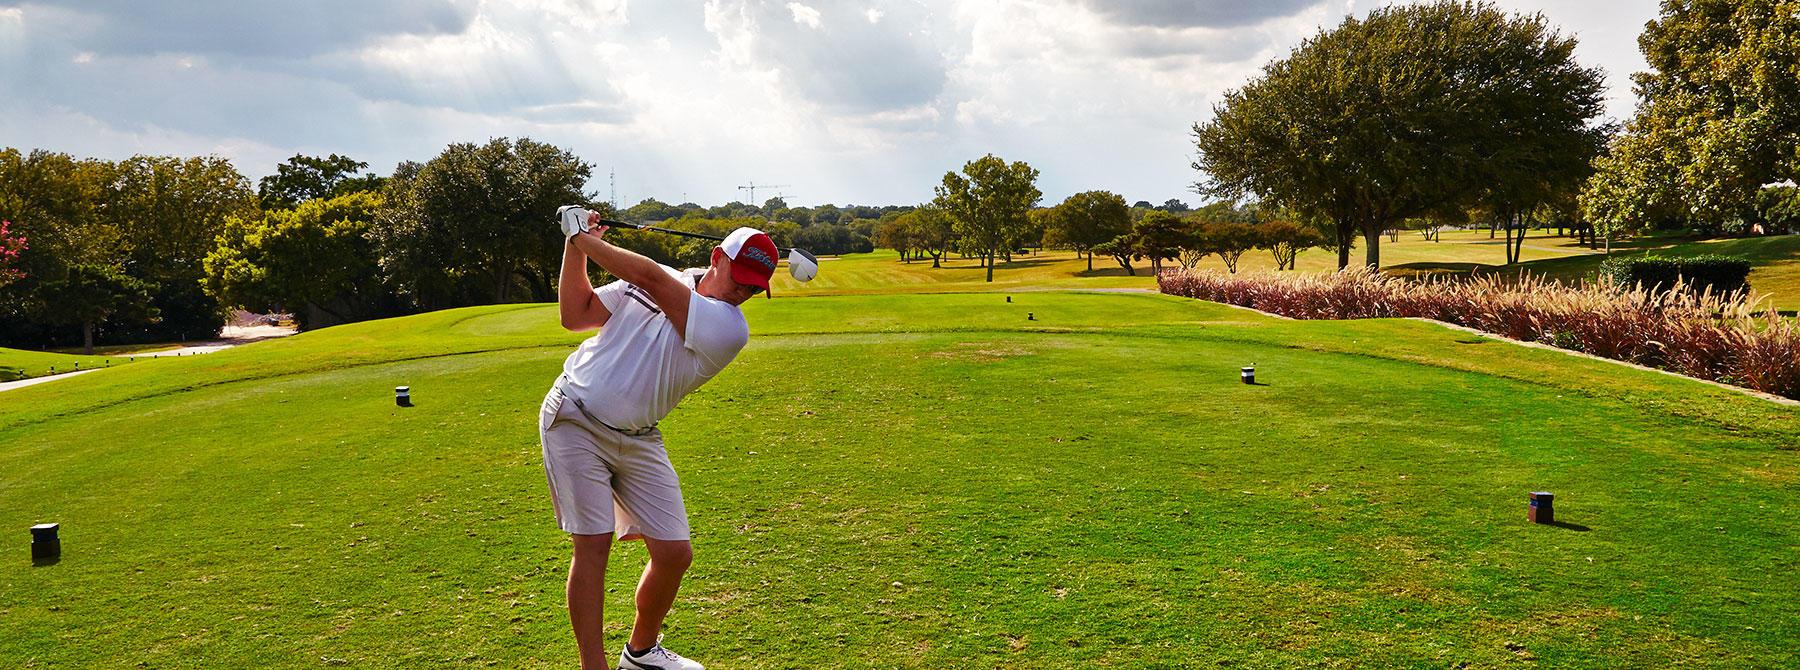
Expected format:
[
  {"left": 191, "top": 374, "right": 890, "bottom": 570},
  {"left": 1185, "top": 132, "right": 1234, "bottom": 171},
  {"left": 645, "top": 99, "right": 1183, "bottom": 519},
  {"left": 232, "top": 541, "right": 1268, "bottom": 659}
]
[
  {"left": 1598, "top": 254, "right": 1752, "bottom": 298},
  {"left": 1157, "top": 267, "right": 1800, "bottom": 401}
]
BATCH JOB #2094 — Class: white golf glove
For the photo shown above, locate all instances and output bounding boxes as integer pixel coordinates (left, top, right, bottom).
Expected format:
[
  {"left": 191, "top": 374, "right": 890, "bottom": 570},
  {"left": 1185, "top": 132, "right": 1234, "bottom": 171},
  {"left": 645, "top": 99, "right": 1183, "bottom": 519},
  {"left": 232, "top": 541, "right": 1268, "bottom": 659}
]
[{"left": 556, "top": 205, "right": 593, "bottom": 240}]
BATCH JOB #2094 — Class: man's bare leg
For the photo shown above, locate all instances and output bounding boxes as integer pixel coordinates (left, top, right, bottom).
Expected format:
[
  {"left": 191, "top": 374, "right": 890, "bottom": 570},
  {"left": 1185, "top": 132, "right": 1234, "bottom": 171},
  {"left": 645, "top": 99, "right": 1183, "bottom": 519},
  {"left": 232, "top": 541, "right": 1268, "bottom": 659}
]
[
  {"left": 627, "top": 538, "right": 693, "bottom": 651},
  {"left": 569, "top": 533, "right": 613, "bottom": 670}
]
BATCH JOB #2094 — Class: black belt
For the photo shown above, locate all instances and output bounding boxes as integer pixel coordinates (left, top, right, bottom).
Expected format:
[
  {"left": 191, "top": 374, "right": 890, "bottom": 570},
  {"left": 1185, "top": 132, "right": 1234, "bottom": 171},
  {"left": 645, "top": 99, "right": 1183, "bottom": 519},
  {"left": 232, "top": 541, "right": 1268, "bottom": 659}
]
[{"left": 555, "top": 376, "right": 658, "bottom": 437}]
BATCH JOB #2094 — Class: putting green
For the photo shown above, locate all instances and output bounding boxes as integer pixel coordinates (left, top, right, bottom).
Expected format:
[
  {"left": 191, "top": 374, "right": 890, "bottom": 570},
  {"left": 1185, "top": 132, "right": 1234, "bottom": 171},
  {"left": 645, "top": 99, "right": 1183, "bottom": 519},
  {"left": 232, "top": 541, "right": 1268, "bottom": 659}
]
[{"left": 3, "top": 292, "right": 1798, "bottom": 668}]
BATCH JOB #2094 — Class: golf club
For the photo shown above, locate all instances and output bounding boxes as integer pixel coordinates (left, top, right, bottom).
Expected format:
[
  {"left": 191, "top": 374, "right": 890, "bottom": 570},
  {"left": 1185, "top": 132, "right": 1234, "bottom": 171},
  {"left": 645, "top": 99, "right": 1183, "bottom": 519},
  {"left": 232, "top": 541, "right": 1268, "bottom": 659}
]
[{"left": 559, "top": 206, "right": 819, "bottom": 282}]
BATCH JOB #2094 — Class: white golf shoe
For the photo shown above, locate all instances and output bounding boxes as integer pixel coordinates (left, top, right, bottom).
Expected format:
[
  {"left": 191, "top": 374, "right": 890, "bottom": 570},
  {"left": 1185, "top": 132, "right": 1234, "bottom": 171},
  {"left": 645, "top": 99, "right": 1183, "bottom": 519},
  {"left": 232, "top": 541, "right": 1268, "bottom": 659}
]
[{"left": 618, "top": 637, "right": 703, "bottom": 670}]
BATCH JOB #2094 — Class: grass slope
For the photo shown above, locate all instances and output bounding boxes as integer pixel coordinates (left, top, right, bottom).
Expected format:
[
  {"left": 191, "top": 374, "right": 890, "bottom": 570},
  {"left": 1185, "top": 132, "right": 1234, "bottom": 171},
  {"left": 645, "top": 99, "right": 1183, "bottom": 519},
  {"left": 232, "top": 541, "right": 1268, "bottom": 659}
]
[
  {"left": 0, "top": 347, "right": 135, "bottom": 382},
  {"left": 4, "top": 290, "right": 1798, "bottom": 668}
]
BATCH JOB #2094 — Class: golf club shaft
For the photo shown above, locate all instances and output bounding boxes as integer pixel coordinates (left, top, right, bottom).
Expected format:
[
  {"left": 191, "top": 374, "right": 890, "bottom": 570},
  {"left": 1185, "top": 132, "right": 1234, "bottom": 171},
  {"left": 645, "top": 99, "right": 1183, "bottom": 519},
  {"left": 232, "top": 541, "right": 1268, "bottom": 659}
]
[{"left": 600, "top": 219, "right": 802, "bottom": 255}]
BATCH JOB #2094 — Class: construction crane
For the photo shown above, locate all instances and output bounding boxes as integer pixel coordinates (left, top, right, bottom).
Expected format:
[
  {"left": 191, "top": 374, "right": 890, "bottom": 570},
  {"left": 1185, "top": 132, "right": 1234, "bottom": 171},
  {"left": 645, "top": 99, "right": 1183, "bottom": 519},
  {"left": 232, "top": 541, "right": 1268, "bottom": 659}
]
[{"left": 738, "top": 180, "right": 790, "bottom": 206}]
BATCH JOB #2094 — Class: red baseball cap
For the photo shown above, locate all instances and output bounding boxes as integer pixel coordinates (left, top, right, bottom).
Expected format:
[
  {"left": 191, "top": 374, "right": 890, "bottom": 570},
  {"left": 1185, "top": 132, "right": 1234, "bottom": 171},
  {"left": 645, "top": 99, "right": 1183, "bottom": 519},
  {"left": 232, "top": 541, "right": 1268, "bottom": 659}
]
[{"left": 720, "top": 227, "right": 778, "bottom": 290}]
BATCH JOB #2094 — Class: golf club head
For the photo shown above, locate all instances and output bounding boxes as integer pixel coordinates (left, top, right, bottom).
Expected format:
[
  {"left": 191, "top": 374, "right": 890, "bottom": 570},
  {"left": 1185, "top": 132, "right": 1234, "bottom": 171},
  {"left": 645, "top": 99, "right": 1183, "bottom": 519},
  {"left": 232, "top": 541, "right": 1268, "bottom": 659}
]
[{"left": 787, "top": 248, "right": 819, "bottom": 282}]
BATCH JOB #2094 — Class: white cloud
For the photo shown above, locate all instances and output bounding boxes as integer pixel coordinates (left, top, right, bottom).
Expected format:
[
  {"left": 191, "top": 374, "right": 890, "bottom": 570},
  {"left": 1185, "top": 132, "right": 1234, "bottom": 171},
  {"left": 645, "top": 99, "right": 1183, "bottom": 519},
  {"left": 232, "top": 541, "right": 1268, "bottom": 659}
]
[
  {"left": 787, "top": 2, "right": 823, "bottom": 29},
  {"left": 0, "top": 0, "right": 1661, "bottom": 207}
]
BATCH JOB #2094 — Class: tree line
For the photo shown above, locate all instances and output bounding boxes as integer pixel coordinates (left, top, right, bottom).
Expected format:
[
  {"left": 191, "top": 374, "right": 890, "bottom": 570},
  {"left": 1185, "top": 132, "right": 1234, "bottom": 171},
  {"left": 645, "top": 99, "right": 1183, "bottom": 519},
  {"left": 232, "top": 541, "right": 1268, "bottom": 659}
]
[{"left": 0, "top": 139, "right": 900, "bottom": 350}]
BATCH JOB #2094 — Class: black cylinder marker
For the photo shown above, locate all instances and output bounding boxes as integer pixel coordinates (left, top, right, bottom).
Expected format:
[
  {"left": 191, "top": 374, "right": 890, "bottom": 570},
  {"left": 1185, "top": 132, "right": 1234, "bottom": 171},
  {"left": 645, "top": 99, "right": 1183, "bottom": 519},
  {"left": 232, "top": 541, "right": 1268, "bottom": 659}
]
[
  {"left": 1529, "top": 491, "right": 1554, "bottom": 524},
  {"left": 395, "top": 386, "right": 412, "bottom": 407},
  {"left": 31, "top": 523, "right": 59, "bottom": 562}
]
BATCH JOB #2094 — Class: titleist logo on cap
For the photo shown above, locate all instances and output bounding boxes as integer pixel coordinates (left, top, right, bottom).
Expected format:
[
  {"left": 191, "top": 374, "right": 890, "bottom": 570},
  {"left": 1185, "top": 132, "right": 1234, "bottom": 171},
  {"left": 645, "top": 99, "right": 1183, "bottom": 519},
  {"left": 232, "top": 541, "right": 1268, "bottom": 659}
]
[{"left": 740, "top": 245, "right": 776, "bottom": 271}]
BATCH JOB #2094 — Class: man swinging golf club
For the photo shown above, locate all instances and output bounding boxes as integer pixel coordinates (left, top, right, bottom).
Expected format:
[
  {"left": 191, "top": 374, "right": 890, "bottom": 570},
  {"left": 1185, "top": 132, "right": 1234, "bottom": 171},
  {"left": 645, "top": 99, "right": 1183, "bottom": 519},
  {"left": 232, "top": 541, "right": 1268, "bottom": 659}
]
[{"left": 540, "top": 205, "right": 776, "bottom": 670}]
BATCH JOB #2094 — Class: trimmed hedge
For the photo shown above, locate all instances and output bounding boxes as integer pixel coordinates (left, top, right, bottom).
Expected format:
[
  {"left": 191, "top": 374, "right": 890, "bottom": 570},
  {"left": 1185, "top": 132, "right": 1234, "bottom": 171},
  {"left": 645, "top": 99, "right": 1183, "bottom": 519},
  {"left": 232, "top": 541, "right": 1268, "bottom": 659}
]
[{"left": 1598, "top": 254, "right": 1751, "bottom": 297}]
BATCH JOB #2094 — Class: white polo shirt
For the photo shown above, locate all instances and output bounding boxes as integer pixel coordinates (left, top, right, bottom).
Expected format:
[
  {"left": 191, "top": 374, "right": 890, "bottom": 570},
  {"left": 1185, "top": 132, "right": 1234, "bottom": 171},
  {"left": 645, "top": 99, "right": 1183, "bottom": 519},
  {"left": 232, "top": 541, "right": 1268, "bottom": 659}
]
[{"left": 559, "top": 266, "right": 750, "bottom": 430}]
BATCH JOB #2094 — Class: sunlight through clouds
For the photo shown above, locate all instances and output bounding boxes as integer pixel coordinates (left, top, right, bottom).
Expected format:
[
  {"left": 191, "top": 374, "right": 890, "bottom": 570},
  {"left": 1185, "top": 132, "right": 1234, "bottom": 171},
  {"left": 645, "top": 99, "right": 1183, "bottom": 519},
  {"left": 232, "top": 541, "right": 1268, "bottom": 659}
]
[{"left": 0, "top": 0, "right": 1659, "bottom": 207}]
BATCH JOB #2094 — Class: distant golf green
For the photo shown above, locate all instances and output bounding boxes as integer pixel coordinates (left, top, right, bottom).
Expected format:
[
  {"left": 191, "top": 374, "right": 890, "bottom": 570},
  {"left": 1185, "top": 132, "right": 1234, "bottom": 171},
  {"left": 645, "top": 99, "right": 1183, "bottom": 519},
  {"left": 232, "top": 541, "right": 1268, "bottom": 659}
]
[{"left": 4, "top": 266, "right": 1799, "bottom": 667}]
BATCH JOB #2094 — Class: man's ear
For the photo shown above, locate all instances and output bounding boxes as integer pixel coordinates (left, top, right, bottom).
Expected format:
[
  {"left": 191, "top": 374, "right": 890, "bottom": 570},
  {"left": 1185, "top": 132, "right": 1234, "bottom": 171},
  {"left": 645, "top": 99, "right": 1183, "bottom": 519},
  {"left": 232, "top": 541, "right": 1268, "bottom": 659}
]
[{"left": 711, "top": 247, "right": 727, "bottom": 266}]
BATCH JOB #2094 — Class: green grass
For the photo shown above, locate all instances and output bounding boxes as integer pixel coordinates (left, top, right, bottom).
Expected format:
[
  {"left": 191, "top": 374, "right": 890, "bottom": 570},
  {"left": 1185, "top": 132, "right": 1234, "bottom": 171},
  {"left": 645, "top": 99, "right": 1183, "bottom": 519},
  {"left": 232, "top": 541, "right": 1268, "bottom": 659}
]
[
  {"left": 1511, "top": 234, "right": 1800, "bottom": 311},
  {"left": 0, "top": 346, "right": 136, "bottom": 382},
  {"left": 777, "top": 229, "right": 1609, "bottom": 296},
  {"left": 1386, "top": 231, "right": 1800, "bottom": 312},
  {"left": 5, "top": 285, "right": 1800, "bottom": 667}
]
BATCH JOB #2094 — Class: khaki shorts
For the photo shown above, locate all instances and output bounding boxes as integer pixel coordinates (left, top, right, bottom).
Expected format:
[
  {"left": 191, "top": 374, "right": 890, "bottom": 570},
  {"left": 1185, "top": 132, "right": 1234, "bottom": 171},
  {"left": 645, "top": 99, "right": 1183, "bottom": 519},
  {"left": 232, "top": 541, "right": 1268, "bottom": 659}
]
[{"left": 539, "top": 385, "right": 690, "bottom": 540}]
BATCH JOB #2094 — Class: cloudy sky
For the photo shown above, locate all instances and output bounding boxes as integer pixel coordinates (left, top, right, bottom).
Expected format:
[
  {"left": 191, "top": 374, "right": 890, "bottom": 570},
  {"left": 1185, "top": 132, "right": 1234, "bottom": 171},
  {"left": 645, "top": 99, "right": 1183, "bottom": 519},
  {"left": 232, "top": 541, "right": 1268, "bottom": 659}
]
[{"left": 0, "top": 0, "right": 1659, "bottom": 208}]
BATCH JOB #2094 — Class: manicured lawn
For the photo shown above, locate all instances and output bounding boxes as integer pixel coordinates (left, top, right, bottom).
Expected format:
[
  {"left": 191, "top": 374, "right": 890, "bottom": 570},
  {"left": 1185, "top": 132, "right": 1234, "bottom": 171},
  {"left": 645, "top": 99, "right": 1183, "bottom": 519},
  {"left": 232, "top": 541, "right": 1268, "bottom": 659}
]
[
  {"left": 1387, "top": 231, "right": 1800, "bottom": 312},
  {"left": 0, "top": 346, "right": 135, "bottom": 382},
  {"left": 779, "top": 228, "right": 1610, "bottom": 296},
  {"left": 1511, "top": 234, "right": 1800, "bottom": 311},
  {"left": 4, "top": 291, "right": 1798, "bottom": 668}
]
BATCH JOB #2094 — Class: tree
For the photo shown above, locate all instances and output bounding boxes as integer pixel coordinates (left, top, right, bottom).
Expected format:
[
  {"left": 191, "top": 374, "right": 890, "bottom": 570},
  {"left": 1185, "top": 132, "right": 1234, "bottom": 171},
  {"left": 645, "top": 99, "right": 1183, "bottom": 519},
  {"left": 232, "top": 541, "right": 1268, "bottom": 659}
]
[
  {"left": 374, "top": 138, "right": 590, "bottom": 308},
  {"left": 1584, "top": 0, "right": 1800, "bottom": 236},
  {"left": 108, "top": 155, "right": 259, "bottom": 342},
  {"left": 1198, "top": 222, "right": 1259, "bottom": 273},
  {"left": 623, "top": 198, "right": 684, "bottom": 222},
  {"left": 932, "top": 154, "right": 1042, "bottom": 282},
  {"left": 876, "top": 213, "right": 916, "bottom": 261},
  {"left": 1046, "top": 190, "right": 1130, "bottom": 270},
  {"left": 1024, "top": 208, "right": 1054, "bottom": 252},
  {"left": 258, "top": 154, "right": 384, "bottom": 210},
  {"left": 0, "top": 150, "right": 253, "bottom": 346},
  {"left": 36, "top": 262, "right": 155, "bottom": 354},
  {"left": 1160, "top": 199, "right": 1190, "bottom": 213},
  {"left": 0, "top": 220, "right": 24, "bottom": 286},
  {"left": 205, "top": 192, "right": 388, "bottom": 329},
  {"left": 0, "top": 149, "right": 123, "bottom": 347},
  {"left": 1094, "top": 235, "right": 1136, "bottom": 276},
  {"left": 1132, "top": 211, "right": 1186, "bottom": 273},
  {"left": 1192, "top": 199, "right": 1261, "bottom": 224},
  {"left": 1195, "top": 1, "right": 1607, "bottom": 269},
  {"left": 1256, "top": 221, "right": 1326, "bottom": 270},
  {"left": 912, "top": 205, "right": 955, "bottom": 267},
  {"left": 1760, "top": 185, "right": 1800, "bottom": 234}
]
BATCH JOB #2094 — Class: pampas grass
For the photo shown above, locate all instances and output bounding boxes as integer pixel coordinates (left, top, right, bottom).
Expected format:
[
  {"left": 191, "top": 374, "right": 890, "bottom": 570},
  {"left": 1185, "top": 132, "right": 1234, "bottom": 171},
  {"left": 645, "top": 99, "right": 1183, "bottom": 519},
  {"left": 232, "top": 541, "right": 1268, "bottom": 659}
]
[{"left": 1159, "top": 267, "right": 1800, "bottom": 400}]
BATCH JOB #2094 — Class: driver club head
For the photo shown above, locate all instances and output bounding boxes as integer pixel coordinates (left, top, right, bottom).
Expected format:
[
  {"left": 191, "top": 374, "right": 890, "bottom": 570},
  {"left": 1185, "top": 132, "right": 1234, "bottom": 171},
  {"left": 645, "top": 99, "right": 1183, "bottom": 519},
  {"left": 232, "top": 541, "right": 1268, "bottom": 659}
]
[{"left": 786, "top": 248, "right": 819, "bottom": 282}]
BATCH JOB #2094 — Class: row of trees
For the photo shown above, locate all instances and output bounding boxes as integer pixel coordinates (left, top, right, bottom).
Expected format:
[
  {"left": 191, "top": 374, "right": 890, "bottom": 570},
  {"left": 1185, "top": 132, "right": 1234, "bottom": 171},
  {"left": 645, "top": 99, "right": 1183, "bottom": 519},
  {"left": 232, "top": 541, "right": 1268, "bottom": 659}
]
[
  {"left": 0, "top": 149, "right": 258, "bottom": 351},
  {"left": 0, "top": 139, "right": 900, "bottom": 349},
  {"left": 871, "top": 180, "right": 1321, "bottom": 280},
  {"left": 1091, "top": 211, "right": 1325, "bottom": 275}
]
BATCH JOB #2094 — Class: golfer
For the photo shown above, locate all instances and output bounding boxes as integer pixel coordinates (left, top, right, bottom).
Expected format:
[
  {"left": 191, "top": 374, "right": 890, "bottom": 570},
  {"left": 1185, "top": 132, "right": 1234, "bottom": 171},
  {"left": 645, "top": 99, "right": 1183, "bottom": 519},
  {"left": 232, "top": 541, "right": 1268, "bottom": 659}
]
[{"left": 541, "top": 207, "right": 775, "bottom": 670}]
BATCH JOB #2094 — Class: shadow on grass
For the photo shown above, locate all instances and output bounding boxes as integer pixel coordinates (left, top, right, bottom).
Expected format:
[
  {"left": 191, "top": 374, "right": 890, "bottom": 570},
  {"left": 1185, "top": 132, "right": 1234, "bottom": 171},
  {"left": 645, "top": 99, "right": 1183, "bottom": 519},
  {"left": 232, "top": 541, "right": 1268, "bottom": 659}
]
[
  {"left": 1385, "top": 262, "right": 1494, "bottom": 276},
  {"left": 1075, "top": 266, "right": 1143, "bottom": 278},
  {"left": 1544, "top": 520, "right": 1592, "bottom": 532}
]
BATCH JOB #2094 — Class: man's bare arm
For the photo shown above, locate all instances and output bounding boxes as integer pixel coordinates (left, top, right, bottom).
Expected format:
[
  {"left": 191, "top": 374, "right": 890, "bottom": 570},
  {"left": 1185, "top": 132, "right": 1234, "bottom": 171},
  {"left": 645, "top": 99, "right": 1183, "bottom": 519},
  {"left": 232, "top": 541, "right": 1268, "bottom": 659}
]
[
  {"left": 568, "top": 227, "right": 693, "bottom": 338},
  {"left": 558, "top": 238, "right": 610, "bottom": 331}
]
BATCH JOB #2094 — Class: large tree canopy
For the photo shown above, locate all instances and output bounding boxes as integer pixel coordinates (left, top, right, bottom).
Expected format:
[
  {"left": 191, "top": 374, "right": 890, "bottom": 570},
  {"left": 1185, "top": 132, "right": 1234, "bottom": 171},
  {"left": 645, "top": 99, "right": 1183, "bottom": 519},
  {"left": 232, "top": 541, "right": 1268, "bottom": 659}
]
[
  {"left": 205, "top": 192, "right": 388, "bottom": 329},
  {"left": 932, "top": 154, "right": 1041, "bottom": 282},
  {"left": 1045, "top": 190, "right": 1130, "bottom": 271},
  {"left": 374, "top": 138, "right": 590, "bottom": 308},
  {"left": 1194, "top": 1, "right": 1606, "bottom": 269},
  {"left": 257, "top": 154, "right": 385, "bottom": 210},
  {"left": 1583, "top": 0, "right": 1800, "bottom": 236}
]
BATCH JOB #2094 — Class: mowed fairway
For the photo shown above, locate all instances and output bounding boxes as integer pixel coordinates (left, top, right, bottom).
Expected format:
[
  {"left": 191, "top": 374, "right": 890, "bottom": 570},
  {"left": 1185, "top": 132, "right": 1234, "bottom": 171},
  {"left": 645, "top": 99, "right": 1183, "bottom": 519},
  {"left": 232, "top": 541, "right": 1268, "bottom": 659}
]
[{"left": 5, "top": 282, "right": 1800, "bottom": 667}]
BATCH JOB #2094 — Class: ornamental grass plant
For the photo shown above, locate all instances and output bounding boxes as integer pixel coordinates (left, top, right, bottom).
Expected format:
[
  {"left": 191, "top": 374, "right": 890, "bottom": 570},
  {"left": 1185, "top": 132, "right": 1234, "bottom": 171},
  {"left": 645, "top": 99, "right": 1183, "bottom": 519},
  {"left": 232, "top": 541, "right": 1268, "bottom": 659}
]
[{"left": 1159, "top": 267, "right": 1800, "bottom": 400}]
